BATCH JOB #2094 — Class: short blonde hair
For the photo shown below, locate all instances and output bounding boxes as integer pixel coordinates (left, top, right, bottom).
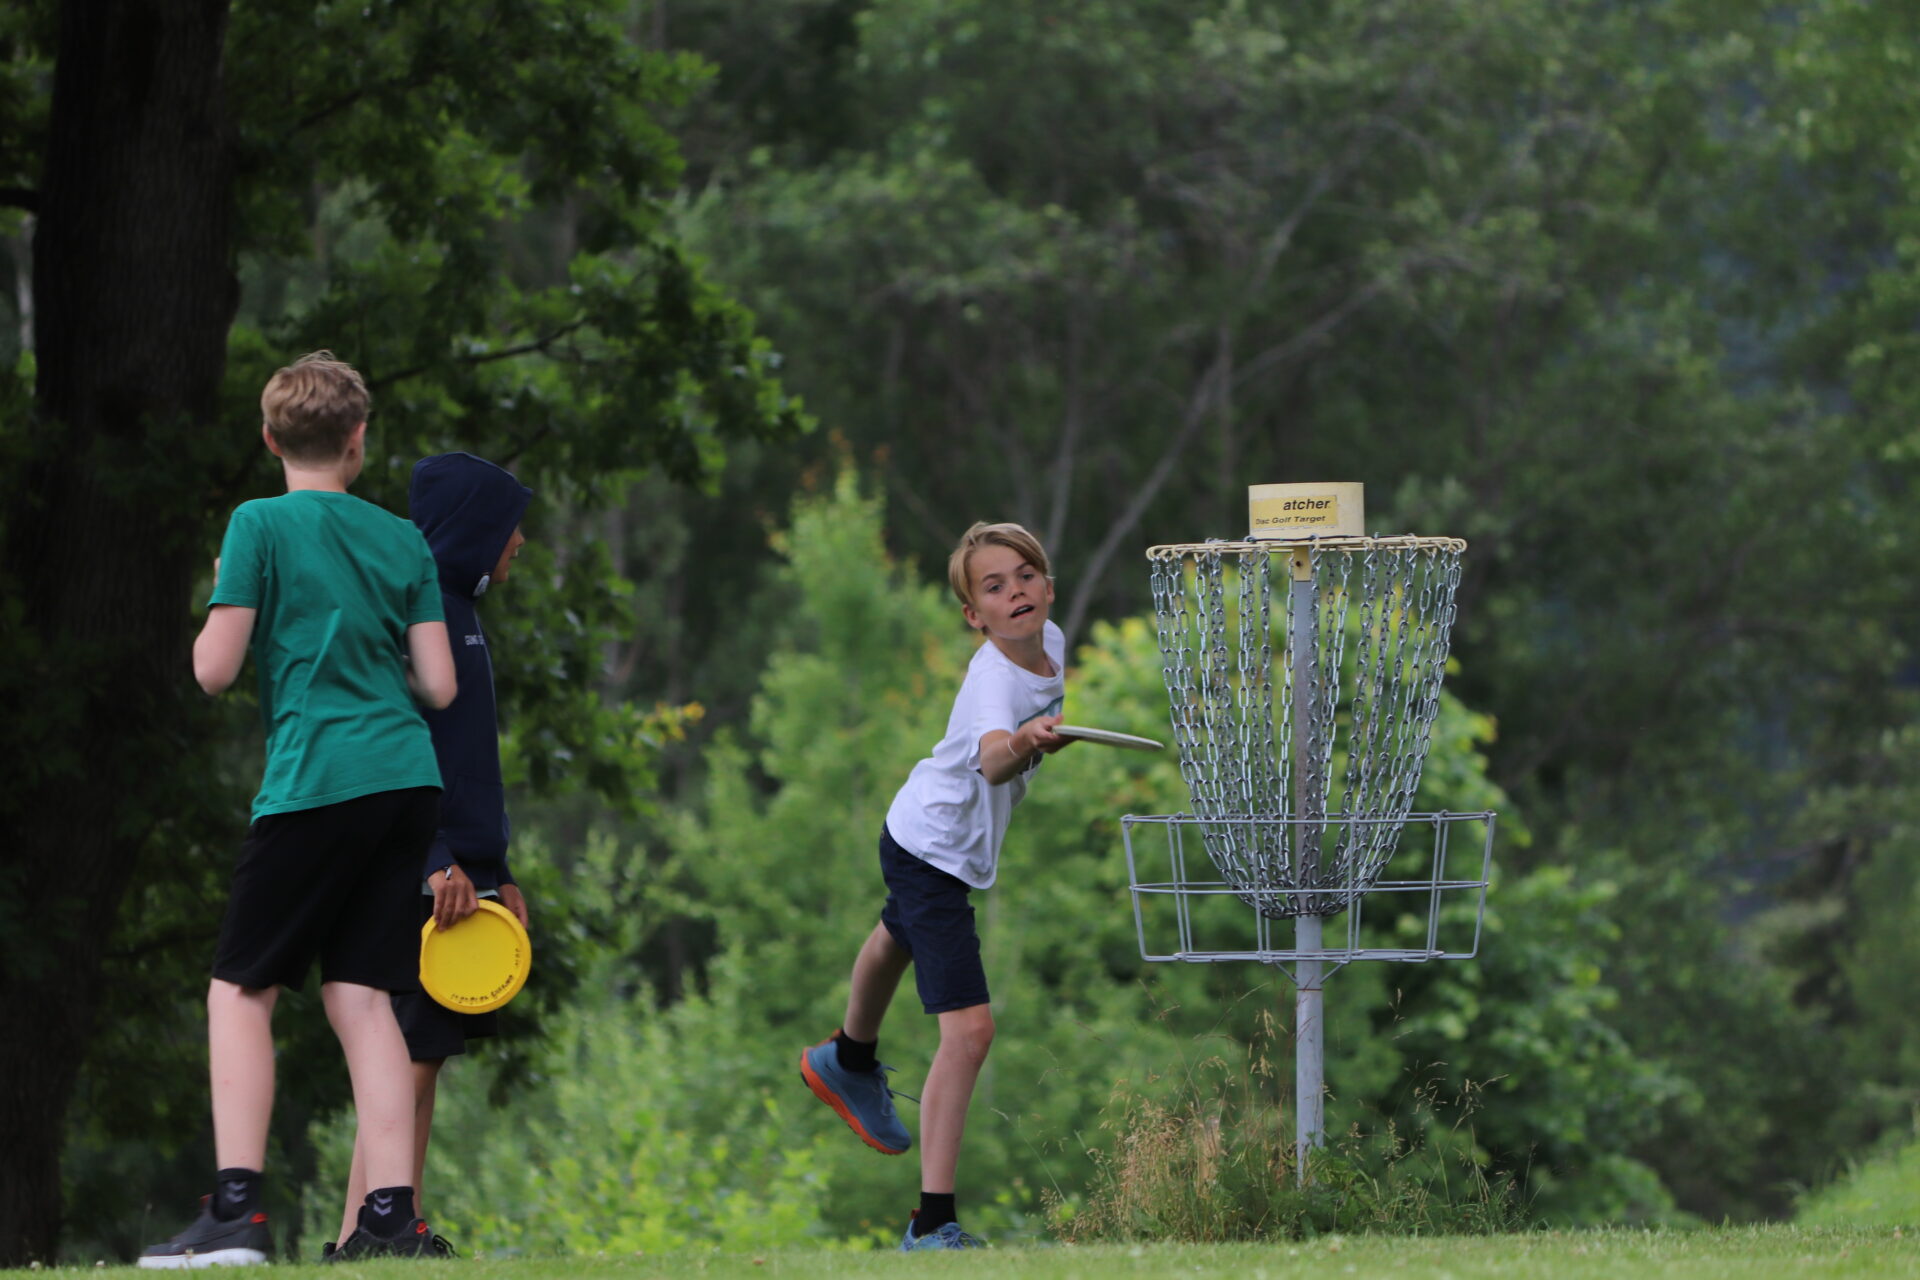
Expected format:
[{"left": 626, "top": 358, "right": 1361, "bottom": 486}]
[
  {"left": 260, "top": 351, "right": 369, "bottom": 462},
  {"left": 947, "top": 521, "right": 1052, "bottom": 608}
]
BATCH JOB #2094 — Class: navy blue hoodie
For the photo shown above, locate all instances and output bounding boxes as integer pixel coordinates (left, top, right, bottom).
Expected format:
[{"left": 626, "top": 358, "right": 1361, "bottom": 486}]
[{"left": 408, "top": 453, "right": 533, "bottom": 890}]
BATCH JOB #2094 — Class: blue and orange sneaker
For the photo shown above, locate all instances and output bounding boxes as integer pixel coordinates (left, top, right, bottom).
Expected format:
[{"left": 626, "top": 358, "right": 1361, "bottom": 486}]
[
  {"left": 898, "top": 1212, "right": 985, "bottom": 1251},
  {"left": 800, "top": 1037, "right": 912, "bottom": 1155}
]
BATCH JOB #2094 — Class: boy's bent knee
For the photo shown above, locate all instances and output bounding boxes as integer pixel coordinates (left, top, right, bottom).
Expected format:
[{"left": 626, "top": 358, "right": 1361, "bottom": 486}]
[{"left": 938, "top": 1004, "right": 995, "bottom": 1063}]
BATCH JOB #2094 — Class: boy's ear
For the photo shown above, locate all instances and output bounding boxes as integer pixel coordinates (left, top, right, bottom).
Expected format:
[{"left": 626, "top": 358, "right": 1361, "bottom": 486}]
[
  {"left": 260, "top": 422, "right": 282, "bottom": 457},
  {"left": 348, "top": 420, "right": 368, "bottom": 453},
  {"left": 960, "top": 601, "right": 983, "bottom": 631}
]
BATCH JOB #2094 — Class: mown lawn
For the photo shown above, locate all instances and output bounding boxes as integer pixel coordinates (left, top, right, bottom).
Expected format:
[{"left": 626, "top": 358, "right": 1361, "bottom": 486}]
[{"left": 66, "top": 1227, "right": 1918, "bottom": 1278}]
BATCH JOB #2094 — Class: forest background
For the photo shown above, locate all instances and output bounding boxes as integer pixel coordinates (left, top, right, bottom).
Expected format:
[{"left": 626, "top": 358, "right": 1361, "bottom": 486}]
[{"left": 3, "top": 0, "right": 1920, "bottom": 1265}]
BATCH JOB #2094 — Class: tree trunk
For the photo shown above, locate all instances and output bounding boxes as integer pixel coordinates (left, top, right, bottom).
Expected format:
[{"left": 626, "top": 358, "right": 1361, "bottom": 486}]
[{"left": 0, "top": 0, "right": 235, "bottom": 1263}]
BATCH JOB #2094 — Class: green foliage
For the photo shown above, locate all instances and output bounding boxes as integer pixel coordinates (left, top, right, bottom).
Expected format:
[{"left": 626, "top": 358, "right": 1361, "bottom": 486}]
[
  {"left": 302, "top": 969, "right": 835, "bottom": 1255},
  {"left": 1797, "top": 1125, "right": 1920, "bottom": 1229}
]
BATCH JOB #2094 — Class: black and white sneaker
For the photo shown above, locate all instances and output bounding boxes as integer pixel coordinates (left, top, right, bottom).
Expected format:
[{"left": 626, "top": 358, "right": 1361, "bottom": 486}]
[
  {"left": 138, "top": 1201, "right": 272, "bottom": 1269},
  {"left": 323, "top": 1219, "right": 434, "bottom": 1262}
]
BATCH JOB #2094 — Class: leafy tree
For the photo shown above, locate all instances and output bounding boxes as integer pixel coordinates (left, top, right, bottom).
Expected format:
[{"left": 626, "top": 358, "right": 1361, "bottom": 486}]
[
  {"left": 662, "top": 0, "right": 1912, "bottom": 1218},
  {"left": 0, "top": 0, "right": 801, "bottom": 1261},
  {"left": 1736, "top": 0, "right": 1920, "bottom": 1171}
]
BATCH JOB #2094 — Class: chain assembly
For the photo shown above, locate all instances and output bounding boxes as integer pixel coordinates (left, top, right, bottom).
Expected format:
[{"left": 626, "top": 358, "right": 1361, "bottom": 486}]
[{"left": 1146, "top": 536, "right": 1467, "bottom": 918}]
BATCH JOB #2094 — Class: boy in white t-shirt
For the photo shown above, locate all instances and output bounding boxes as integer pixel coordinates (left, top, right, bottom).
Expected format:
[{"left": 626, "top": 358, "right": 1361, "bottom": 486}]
[{"left": 799, "top": 522, "right": 1073, "bottom": 1251}]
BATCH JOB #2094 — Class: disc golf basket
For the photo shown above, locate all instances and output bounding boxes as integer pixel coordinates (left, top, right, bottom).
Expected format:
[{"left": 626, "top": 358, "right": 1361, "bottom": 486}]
[{"left": 1121, "top": 484, "right": 1495, "bottom": 1179}]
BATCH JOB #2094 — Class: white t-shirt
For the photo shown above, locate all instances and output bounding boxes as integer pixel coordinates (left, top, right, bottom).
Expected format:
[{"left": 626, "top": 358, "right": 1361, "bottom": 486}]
[{"left": 886, "top": 621, "right": 1066, "bottom": 889}]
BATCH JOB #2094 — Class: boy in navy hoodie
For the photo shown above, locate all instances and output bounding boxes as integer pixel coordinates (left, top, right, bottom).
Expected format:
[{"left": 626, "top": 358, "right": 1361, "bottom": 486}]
[{"left": 331, "top": 452, "right": 532, "bottom": 1256}]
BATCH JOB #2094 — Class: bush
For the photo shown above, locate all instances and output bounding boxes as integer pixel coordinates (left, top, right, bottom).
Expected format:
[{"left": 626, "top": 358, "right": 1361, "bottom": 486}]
[
  {"left": 300, "top": 971, "right": 838, "bottom": 1255},
  {"left": 1056, "top": 1010, "right": 1527, "bottom": 1241}
]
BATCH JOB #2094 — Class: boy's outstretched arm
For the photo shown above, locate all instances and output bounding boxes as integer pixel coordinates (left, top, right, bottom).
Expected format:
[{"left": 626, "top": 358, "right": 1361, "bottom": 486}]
[
  {"left": 978, "top": 715, "right": 1068, "bottom": 786},
  {"left": 406, "top": 620, "right": 458, "bottom": 709},
  {"left": 194, "top": 605, "right": 257, "bottom": 695}
]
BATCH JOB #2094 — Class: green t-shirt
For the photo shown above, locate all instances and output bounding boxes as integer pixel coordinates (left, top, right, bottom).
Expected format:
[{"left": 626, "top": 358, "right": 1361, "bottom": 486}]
[{"left": 209, "top": 490, "right": 445, "bottom": 818}]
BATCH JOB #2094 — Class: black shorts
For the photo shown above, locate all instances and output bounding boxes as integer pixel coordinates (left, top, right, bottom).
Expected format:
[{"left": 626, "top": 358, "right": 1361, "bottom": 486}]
[
  {"left": 877, "top": 825, "right": 990, "bottom": 1015},
  {"left": 391, "top": 891, "right": 499, "bottom": 1061},
  {"left": 211, "top": 787, "right": 438, "bottom": 992}
]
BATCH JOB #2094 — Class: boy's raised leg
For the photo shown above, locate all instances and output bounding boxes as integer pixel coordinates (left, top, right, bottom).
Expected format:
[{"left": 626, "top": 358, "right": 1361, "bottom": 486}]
[
  {"left": 845, "top": 921, "right": 911, "bottom": 1040},
  {"left": 802, "top": 922, "right": 914, "bottom": 1154}
]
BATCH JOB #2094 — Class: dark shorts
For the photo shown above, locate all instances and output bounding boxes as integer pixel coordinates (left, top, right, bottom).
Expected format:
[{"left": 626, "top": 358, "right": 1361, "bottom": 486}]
[
  {"left": 392, "top": 891, "right": 499, "bottom": 1061},
  {"left": 877, "top": 825, "right": 990, "bottom": 1015},
  {"left": 211, "top": 788, "right": 438, "bottom": 992}
]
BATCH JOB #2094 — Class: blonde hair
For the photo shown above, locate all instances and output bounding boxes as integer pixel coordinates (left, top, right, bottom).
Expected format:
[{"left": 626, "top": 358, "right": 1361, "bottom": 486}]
[
  {"left": 260, "top": 351, "right": 369, "bottom": 462},
  {"left": 947, "top": 521, "right": 1052, "bottom": 608}
]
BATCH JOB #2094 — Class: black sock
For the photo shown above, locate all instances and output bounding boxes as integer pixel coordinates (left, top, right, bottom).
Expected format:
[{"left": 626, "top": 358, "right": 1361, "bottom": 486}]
[
  {"left": 915, "top": 1192, "right": 957, "bottom": 1235},
  {"left": 358, "top": 1186, "right": 416, "bottom": 1237},
  {"left": 211, "top": 1168, "right": 261, "bottom": 1222},
  {"left": 833, "top": 1029, "right": 879, "bottom": 1074}
]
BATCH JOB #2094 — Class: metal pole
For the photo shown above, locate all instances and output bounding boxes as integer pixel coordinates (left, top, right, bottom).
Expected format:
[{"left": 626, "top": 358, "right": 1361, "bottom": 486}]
[
  {"left": 1288, "top": 550, "right": 1323, "bottom": 1181},
  {"left": 1294, "top": 920, "right": 1323, "bottom": 1178}
]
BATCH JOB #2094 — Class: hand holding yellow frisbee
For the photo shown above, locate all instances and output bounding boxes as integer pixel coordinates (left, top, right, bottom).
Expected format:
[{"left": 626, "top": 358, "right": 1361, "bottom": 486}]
[{"left": 419, "top": 899, "right": 531, "bottom": 1013}]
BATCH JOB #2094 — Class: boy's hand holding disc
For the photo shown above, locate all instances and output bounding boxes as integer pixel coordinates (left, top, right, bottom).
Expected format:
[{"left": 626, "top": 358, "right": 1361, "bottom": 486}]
[
  {"left": 1027, "top": 714, "right": 1070, "bottom": 755},
  {"left": 498, "top": 882, "right": 529, "bottom": 929},
  {"left": 432, "top": 863, "right": 480, "bottom": 930}
]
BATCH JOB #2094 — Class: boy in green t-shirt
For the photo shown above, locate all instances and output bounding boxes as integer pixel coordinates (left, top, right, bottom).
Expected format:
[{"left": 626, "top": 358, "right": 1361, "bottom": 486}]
[{"left": 139, "top": 352, "right": 459, "bottom": 1268}]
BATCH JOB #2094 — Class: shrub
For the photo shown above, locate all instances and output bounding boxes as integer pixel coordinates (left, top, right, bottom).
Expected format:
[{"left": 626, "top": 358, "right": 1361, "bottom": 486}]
[{"left": 1055, "top": 1011, "right": 1527, "bottom": 1241}]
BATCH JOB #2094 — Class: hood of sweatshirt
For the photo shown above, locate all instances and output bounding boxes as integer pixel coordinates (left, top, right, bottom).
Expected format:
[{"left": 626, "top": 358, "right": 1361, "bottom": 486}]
[{"left": 408, "top": 452, "right": 533, "bottom": 599}]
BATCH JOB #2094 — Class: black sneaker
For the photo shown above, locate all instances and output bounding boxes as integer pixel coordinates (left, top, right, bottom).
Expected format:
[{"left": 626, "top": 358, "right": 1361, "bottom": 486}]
[
  {"left": 323, "top": 1219, "right": 434, "bottom": 1262},
  {"left": 429, "top": 1233, "right": 457, "bottom": 1258},
  {"left": 138, "top": 1200, "right": 272, "bottom": 1269}
]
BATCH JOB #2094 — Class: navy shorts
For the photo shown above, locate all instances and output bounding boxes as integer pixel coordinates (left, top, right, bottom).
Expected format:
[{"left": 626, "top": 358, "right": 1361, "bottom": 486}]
[{"left": 877, "top": 825, "right": 990, "bottom": 1015}]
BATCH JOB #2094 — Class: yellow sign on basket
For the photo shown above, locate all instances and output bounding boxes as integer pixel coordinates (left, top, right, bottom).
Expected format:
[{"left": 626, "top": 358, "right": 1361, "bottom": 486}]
[{"left": 1247, "top": 483, "right": 1365, "bottom": 538}]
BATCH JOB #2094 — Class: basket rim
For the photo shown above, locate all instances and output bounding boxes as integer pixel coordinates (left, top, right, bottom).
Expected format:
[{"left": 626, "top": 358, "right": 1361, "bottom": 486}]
[{"left": 1146, "top": 534, "right": 1466, "bottom": 558}]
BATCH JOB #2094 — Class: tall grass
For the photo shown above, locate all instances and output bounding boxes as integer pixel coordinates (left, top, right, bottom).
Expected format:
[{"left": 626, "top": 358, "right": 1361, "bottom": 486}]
[
  {"left": 1053, "top": 1009, "right": 1526, "bottom": 1241},
  {"left": 1797, "top": 1115, "right": 1920, "bottom": 1227}
]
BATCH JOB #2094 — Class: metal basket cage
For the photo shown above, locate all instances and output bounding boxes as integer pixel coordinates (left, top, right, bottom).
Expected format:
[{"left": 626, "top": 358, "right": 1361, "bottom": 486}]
[{"left": 1122, "top": 810, "right": 1494, "bottom": 973}]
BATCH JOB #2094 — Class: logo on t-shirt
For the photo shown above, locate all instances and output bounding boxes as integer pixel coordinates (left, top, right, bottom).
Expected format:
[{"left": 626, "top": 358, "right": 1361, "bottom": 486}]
[
  {"left": 1018, "top": 696, "right": 1063, "bottom": 726},
  {"left": 464, "top": 634, "right": 486, "bottom": 647}
]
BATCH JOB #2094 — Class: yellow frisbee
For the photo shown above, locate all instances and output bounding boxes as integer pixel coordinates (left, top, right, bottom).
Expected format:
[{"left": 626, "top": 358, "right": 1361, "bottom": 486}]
[{"left": 419, "top": 899, "right": 531, "bottom": 1013}]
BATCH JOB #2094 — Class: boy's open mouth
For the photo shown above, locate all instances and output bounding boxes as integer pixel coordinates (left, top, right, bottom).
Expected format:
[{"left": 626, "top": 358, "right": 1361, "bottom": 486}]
[{"left": 1011, "top": 604, "right": 1034, "bottom": 618}]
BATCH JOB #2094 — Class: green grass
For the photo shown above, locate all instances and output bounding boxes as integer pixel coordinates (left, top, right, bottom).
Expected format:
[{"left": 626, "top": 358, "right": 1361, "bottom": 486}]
[
  {"left": 1801, "top": 1137, "right": 1920, "bottom": 1228},
  {"left": 64, "top": 1229, "right": 1920, "bottom": 1278}
]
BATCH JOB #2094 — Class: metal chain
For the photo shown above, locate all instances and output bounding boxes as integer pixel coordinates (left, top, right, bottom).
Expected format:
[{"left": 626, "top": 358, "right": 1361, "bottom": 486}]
[{"left": 1146, "top": 539, "right": 1466, "bottom": 919}]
